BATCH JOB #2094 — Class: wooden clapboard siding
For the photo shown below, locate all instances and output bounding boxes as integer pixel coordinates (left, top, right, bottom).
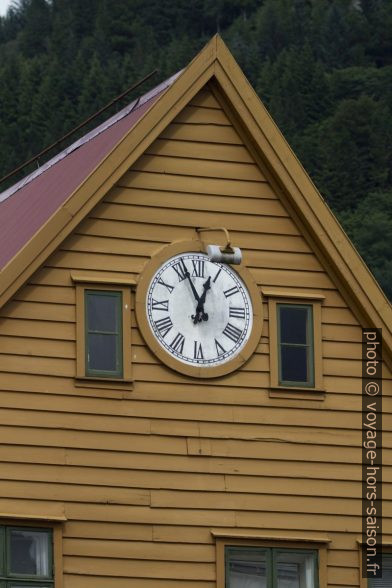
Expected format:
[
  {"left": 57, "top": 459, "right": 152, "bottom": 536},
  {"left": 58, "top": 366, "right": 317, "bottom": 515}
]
[
  {"left": 0, "top": 84, "right": 390, "bottom": 588},
  {"left": 62, "top": 577, "right": 211, "bottom": 588}
]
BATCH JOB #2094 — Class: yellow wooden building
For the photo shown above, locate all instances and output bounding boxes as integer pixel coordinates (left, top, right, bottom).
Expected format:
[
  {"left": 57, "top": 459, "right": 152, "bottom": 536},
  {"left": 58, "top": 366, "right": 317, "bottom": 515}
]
[{"left": 0, "top": 36, "right": 391, "bottom": 588}]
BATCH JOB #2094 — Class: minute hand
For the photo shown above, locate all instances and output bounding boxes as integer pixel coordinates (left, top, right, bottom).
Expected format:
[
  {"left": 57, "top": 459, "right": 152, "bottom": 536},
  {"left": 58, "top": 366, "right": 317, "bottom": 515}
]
[{"left": 184, "top": 269, "right": 200, "bottom": 302}]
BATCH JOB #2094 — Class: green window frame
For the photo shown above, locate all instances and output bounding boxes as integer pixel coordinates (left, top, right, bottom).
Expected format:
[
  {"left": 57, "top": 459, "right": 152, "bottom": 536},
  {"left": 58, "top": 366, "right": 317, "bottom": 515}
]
[
  {"left": 225, "top": 545, "right": 318, "bottom": 588},
  {"left": 277, "top": 303, "right": 314, "bottom": 387},
  {"left": 84, "top": 289, "right": 123, "bottom": 378},
  {"left": 0, "top": 526, "right": 53, "bottom": 587},
  {"left": 368, "top": 553, "right": 392, "bottom": 587}
]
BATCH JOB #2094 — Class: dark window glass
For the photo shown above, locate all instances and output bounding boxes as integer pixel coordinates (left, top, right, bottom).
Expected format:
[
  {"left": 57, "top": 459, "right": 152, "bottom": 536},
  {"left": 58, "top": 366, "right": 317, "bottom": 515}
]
[
  {"left": 86, "top": 292, "right": 118, "bottom": 332},
  {"left": 87, "top": 333, "right": 117, "bottom": 372},
  {"left": 225, "top": 546, "right": 316, "bottom": 587},
  {"left": 226, "top": 547, "right": 267, "bottom": 587},
  {"left": 277, "top": 562, "right": 300, "bottom": 587},
  {"left": 279, "top": 307, "right": 308, "bottom": 344},
  {"left": 278, "top": 304, "right": 314, "bottom": 387},
  {"left": 280, "top": 346, "right": 308, "bottom": 383},
  {"left": 369, "top": 554, "right": 392, "bottom": 587},
  {"left": 85, "top": 290, "right": 122, "bottom": 377},
  {"left": 0, "top": 527, "right": 52, "bottom": 586}
]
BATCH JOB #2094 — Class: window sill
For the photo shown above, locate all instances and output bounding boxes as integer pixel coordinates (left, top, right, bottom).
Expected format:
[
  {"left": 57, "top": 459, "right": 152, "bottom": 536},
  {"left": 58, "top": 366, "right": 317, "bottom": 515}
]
[
  {"left": 75, "top": 377, "right": 133, "bottom": 395},
  {"left": 269, "top": 386, "right": 325, "bottom": 400}
]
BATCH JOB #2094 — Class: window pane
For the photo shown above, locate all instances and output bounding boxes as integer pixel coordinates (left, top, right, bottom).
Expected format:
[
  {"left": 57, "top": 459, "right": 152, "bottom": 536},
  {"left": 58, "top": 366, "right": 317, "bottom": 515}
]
[
  {"left": 281, "top": 346, "right": 308, "bottom": 383},
  {"left": 9, "top": 529, "right": 50, "bottom": 577},
  {"left": 279, "top": 307, "right": 308, "bottom": 345},
  {"left": 276, "top": 551, "right": 315, "bottom": 588},
  {"left": 277, "top": 562, "right": 301, "bottom": 588},
  {"left": 86, "top": 292, "right": 119, "bottom": 333},
  {"left": 227, "top": 548, "right": 267, "bottom": 588},
  {"left": 370, "top": 555, "right": 392, "bottom": 587},
  {"left": 0, "top": 526, "right": 4, "bottom": 575},
  {"left": 87, "top": 333, "right": 117, "bottom": 372}
]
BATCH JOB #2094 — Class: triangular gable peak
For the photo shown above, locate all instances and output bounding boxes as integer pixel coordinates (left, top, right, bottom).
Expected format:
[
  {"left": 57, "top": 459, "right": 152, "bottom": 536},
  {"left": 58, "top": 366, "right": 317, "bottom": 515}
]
[{"left": 0, "top": 35, "right": 390, "bottom": 367}]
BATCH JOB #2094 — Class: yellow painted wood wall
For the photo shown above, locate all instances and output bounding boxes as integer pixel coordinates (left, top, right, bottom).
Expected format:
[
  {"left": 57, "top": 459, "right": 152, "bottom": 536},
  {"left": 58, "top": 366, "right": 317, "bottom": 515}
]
[{"left": 0, "top": 83, "right": 391, "bottom": 588}]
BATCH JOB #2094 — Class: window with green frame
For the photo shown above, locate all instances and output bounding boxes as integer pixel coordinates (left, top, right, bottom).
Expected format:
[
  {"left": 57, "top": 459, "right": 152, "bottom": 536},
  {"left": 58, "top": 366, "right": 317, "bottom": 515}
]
[
  {"left": 85, "top": 289, "right": 123, "bottom": 378},
  {"left": 225, "top": 545, "right": 318, "bottom": 587},
  {"left": 0, "top": 526, "right": 53, "bottom": 587},
  {"left": 277, "top": 304, "right": 314, "bottom": 387},
  {"left": 368, "top": 553, "right": 392, "bottom": 587}
]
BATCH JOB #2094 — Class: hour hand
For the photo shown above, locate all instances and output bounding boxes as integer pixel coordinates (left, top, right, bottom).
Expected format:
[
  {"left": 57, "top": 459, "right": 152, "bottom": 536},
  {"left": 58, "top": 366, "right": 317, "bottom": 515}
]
[{"left": 199, "top": 276, "right": 211, "bottom": 304}]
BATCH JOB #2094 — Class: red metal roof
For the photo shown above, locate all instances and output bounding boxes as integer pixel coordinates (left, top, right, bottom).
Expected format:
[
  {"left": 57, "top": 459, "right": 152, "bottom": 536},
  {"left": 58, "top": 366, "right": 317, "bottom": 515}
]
[{"left": 0, "top": 72, "right": 180, "bottom": 270}]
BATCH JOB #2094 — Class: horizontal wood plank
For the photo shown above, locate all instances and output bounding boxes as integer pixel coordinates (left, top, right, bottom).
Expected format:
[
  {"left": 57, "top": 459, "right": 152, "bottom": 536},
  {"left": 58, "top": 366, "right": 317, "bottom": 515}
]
[
  {"left": 119, "top": 170, "right": 273, "bottom": 199},
  {"left": 146, "top": 138, "right": 254, "bottom": 163},
  {"left": 132, "top": 154, "right": 266, "bottom": 182}
]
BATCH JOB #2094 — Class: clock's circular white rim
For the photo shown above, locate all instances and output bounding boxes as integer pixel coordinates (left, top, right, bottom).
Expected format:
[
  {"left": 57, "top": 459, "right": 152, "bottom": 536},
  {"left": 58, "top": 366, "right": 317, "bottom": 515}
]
[
  {"left": 135, "top": 240, "right": 263, "bottom": 379},
  {"left": 146, "top": 251, "right": 253, "bottom": 367}
]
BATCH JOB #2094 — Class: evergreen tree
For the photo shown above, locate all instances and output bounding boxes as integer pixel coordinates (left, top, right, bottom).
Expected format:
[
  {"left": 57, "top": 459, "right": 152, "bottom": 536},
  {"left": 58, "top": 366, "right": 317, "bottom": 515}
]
[
  {"left": 315, "top": 95, "right": 391, "bottom": 211},
  {"left": 257, "top": 45, "right": 330, "bottom": 138},
  {"left": 339, "top": 191, "right": 392, "bottom": 299},
  {"left": 18, "top": 0, "right": 51, "bottom": 56}
]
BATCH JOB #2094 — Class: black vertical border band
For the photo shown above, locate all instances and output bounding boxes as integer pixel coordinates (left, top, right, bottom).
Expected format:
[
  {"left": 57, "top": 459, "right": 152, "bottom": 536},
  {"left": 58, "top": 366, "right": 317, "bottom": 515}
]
[{"left": 362, "top": 328, "right": 382, "bottom": 579}]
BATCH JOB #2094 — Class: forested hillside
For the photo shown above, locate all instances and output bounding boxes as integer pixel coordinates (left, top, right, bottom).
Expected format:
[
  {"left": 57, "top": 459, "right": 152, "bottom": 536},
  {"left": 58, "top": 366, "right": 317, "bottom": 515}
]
[{"left": 0, "top": 0, "right": 391, "bottom": 297}]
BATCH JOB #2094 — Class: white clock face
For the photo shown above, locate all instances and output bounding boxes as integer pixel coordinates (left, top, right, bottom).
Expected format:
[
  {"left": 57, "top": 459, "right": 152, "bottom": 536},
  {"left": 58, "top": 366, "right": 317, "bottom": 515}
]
[{"left": 146, "top": 252, "right": 253, "bottom": 367}]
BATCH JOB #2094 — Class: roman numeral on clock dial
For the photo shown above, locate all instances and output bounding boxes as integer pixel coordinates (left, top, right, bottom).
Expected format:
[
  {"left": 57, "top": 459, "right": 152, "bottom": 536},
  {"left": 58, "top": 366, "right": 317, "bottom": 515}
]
[
  {"left": 170, "top": 332, "right": 185, "bottom": 354},
  {"left": 157, "top": 278, "right": 174, "bottom": 293},
  {"left": 172, "top": 260, "right": 188, "bottom": 282},
  {"left": 154, "top": 316, "right": 173, "bottom": 338},
  {"left": 229, "top": 306, "right": 245, "bottom": 319},
  {"left": 191, "top": 260, "right": 205, "bottom": 278},
  {"left": 213, "top": 268, "right": 222, "bottom": 283},
  {"left": 214, "top": 338, "right": 226, "bottom": 357},
  {"left": 152, "top": 298, "right": 169, "bottom": 311},
  {"left": 223, "top": 285, "right": 239, "bottom": 298},
  {"left": 223, "top": 322, "right": 243, "bottom": 343},
  {"left": 194, "top": 341, "right": 204, "bottom": 359}
]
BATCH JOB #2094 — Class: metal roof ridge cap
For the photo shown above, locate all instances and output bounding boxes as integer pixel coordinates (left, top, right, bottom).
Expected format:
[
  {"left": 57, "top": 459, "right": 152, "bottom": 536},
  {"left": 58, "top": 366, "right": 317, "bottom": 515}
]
[{"left": 0, "top": 68, "right": 184, "bottom": 205}]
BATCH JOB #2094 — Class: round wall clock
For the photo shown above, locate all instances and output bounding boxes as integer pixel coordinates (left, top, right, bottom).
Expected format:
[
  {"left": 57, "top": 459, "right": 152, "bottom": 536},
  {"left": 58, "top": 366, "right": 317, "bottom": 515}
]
[{"left": 136, "top": 241, "right": 263, "bottom": 378}]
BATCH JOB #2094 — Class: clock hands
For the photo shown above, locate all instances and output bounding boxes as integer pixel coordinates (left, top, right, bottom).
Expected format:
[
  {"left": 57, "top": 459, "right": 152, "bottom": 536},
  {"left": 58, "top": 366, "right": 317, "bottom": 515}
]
[
  {"left": 192, "top": 276, "right": 211, "bottom": 324},
  {"left": 180, "top": 258, "right": 211, "bottom": 324}
]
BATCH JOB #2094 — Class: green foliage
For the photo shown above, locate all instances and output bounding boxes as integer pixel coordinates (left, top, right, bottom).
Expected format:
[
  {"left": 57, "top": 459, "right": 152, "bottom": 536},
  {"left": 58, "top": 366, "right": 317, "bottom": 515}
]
[
  {"left": 310, "top": 95, "right": 392, "bottom": 211},
  {"left": 339, "top": 191, "right": 392, "bottom": 299},
  {"left": 256, "top": 44, "right": 330, "bottom": 137},
  {"left": 0, "top": 0, "right": 391, "bottom": 298}
]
